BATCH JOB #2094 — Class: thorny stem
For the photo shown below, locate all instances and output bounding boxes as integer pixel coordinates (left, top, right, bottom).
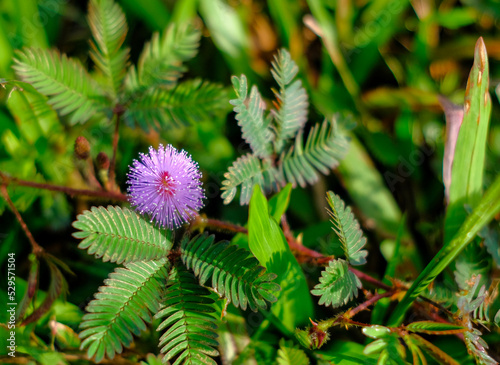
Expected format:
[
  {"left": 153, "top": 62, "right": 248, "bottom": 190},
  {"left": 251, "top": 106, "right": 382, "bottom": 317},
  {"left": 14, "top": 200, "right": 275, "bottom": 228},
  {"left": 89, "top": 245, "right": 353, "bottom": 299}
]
[
  {"left": 0, "top": 185, "right": 43, "bottom": 256},
  {"left": 346, "top": 290, "right": 396, "bottom": 318},
  {"left": 109, "top": 106, "right": 123, "bottom": 191},
  {"left": 0, "top": 172, "right": 128, "bottom": 201}
]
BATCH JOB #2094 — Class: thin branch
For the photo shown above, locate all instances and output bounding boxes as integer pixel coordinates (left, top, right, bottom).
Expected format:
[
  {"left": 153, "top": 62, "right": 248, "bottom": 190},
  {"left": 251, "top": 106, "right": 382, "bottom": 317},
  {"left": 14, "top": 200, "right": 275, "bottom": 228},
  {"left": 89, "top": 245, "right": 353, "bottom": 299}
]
[
  {"left": 1, "top": 185, "right": 43, "bottom": 256},
  {"left": 349, "top": 267, "right": 392, "bottom": 291},
  {"left": 346, "top": 290, "right": 396, "bottom": 318},
  {"left": 0, "top": 172, "right": 128, "bottom": 201},
  {"left": 109, "top": 106, "right": 124, "bottom": 190}
]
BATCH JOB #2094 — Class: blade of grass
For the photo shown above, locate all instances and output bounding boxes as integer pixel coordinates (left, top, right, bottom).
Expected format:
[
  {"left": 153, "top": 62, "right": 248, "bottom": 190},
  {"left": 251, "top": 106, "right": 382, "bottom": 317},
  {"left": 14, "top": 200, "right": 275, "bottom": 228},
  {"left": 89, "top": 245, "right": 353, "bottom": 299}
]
[
  {"left": 388, "top": 173, "right": 500, "bottom": 326},
  {"left": 444, "top": 37, "right": 492, "bottom": 244}
]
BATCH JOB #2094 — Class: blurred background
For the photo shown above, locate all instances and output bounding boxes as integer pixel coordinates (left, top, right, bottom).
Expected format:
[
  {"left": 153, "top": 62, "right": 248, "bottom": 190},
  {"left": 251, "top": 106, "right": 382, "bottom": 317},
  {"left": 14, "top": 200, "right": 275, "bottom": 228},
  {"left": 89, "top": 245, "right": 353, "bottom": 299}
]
[{"left": 0, "top": 0, "right": 499, "bottom": 362}]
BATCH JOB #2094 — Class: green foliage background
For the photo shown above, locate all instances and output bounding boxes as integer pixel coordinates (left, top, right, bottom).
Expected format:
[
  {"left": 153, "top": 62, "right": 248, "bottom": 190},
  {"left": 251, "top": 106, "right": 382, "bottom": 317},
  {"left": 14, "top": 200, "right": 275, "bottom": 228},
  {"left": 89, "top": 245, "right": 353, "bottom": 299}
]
[{"left": 0, "top": 0, "right": 500, "bottom": 364}]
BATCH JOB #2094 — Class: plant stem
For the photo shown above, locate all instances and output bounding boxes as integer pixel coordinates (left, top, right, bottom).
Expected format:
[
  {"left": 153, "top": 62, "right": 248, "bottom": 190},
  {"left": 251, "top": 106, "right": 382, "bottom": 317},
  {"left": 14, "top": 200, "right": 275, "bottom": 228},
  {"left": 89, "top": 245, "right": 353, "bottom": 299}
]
[
  {"left": 1, "top": 185, "right": 43, "bottom": 256},
  {"left": 346, "top": 291, "right": 395, "bottom": 318},
  {"left": 108, "top": 109, "right": 122, "bottom": 190},
  {"left": 0, "top": 172, "right": 128, "bottom": 201},
  {"left": 349, "top": 267, "right": 392, "bottom": 291}
]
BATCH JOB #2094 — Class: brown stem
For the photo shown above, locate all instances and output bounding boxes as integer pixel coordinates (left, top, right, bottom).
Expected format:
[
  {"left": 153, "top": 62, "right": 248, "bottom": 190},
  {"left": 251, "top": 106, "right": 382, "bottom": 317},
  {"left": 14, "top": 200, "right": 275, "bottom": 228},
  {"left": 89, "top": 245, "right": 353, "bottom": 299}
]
[
  {"left": 193, "top": 215, "right": 248, "bottom": 234},
  {"left": 0, "top": 172, "right": 128, "bottom": 201},
  {"left": 108, "top": 110, "right": 121, "bottom": 190},
  {"left": 349, "top": 267, "right": 392, "bottom": 291},
  {"left": 347, "top": 290, "right": 396, "bottom": 318},
  {"left": 1, "top": 185, "right": 43, "bottom": 256}
]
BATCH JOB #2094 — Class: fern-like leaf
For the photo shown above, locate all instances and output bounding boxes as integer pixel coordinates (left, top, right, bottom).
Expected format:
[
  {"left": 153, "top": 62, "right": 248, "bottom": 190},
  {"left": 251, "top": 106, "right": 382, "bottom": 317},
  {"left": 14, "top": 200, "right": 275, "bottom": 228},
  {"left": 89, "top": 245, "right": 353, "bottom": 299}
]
[
  {"left": 326, "top": 192, "right": 368, "bottom": 266},
  {"left": 180, "top": 233, "right": 280, "bottom": 311},
  {"left": 230, "top": 75, "right": 274, "bottom": 159},
  {"left": 79, "top": 259, "right": 170, "bottom": 363},
  {"left": 310, "top": 259, "right": 361, "bottom": 308},
  {"left": 271, "top": 49, "right": 308, "bottom": 148},
  {"left": 156, "top": 262, "right": 219, "bottom": 365},
  {"left": 72, "top": 205, "right": 173, "bottom": 264},
  {"left": 220, "top": 153, "right": 279, "bottom": 205},
  {"left": 126, "top": 23, "right": 200, "bottom": 92},
  {"left": 276, "top": 339, "right": 310, "bottom": 365},
  {"left": 124, "top": 79, "right": 228, "bottom": 130},
  {"left": 88, "top": 0, "right": 129, "bottom": 98},
  {"left": 278, "top": 118, "right": 349, "bottom": 188},
  {"left": 13, "top": 48, "right": 106, "bottom": 124}
]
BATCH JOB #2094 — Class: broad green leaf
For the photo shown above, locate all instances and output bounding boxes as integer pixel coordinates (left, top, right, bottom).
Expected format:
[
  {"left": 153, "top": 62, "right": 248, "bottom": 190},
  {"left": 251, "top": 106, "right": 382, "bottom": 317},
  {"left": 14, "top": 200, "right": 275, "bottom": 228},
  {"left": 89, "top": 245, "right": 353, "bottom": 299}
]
[
  {"left": 72, "top": 206, "right": 173, "bottom": 264},
  {"left": 388, "top": 173, "right": 500, "bottom": 326},
  {"left": 310, "top": 259, "right": 361, "bottom": 307},
  {"left": 326, "top": 192, "right": 368, "bottom": 265},
  {"left": 445, "top": 37, "right": 492, "bottom": 244},
  {"left": 248, "top": 185, "right": 313, "bottom": 329},
  {"left": 268, "top": 183, "right": 292, "bottom": 222},
  {"left": 316, "top": 341, "right": 378, "bottom": 364}
]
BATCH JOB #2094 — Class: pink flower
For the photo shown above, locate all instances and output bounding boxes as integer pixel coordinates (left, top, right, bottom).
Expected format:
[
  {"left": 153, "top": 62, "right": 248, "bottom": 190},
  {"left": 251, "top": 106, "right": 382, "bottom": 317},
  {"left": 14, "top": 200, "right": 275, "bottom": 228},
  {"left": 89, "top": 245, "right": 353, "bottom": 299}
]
[{"left": 127, "top": 144, "right": 205, "bottom": 229}]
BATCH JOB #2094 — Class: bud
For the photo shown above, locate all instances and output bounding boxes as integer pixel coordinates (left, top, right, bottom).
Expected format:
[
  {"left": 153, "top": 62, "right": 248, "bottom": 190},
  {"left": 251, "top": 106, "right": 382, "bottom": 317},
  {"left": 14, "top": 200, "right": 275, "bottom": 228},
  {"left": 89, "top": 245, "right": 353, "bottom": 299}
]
[
  {"left": 96, "top": 152, "right": 110, "bottom": 170},
  {"left": 74, "top": 136, "right": 90, "bottom": 160}
]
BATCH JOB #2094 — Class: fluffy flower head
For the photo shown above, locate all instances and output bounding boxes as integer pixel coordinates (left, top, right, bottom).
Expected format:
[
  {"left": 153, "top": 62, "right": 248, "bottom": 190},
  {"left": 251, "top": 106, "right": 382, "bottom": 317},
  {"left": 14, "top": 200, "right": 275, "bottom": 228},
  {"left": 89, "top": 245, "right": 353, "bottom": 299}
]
[{"left": 127, "top": 144, "right": 205, "bottom": 229}]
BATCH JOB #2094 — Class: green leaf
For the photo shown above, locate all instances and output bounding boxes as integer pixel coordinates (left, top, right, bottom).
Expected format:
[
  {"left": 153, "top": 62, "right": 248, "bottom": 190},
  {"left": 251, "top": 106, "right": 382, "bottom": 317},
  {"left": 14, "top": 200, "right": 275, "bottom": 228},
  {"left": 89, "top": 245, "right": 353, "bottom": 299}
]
[
  {"left": 13, "top": 48, "right": 107, "bottom": 124},
  {"left": 316, "top": 341, "right": 378, "bottom": 364},
  {"left": 248, "top": 185, "right": 313, "bottom": 329},
  {"left": 268, "top": 183, "right": 292, "bottom": 222},
  {"left": 278, "top": 117, "right": 349, "bottom": 188},
  {"left": 180, "top": 232, "right": 279, "bottom": 312},
  {"left": 388, "top": 173, "right": 500, "bottom": 326},
  {"left": 271, "top": 49, "right": 308, "bottom": 149},
  {"left": 326, "top": 192, "right": 368, "bottom": 266},
  {"left": 79, "top": 259, "right": 170, "bottom": 363},
  {"left": 406, "top": 321, "right": 466, "bottom": 334},
  {"left": 230, "top": 75, "right": 274, "bottom": 159},
  {"left": 3, "top": 81, "right": 60, "bottom": 144},
  {"left": 156, "top": 262, "right": 219, "bottom": 365},
  {"left": 454, "top": 242, "right": 491, "bottom": 291},
  {"left": 445, "top": 37, "right": 492, "bottom": 244},
  {"left": 124, "top": 79, "right": 228, "bottom": 131},
  {"left": 362, "top": 325, "right": 391, "bottom": 339},
  {"left": 88, "top": 0, "right": 129, "bottom": 98},
  {"left": 310, "top": 259, "right": 361, "bottom": 308},
  {"left": 128, "top": 23, "right": 200, "bottom": 91},
  {"left": 276, "top": 338, "right": 310, "bottom": 365},
  {"left": 221, "top": 153, "right": 279, "bottom": 205},
  {"left": 72, "top": 206, "right": 173, "bottom": 264}
]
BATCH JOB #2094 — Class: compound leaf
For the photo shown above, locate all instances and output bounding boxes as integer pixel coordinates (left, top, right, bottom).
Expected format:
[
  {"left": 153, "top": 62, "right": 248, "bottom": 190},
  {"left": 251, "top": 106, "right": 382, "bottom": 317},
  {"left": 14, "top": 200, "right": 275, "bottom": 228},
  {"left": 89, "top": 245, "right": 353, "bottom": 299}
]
[
  {"left": 310, "top": 259, "right": 361, "bottom": 308},
  {"left": 230, "top": 75, "right": 274, "bottom": 159},
  {"left": 326, "top": 192, "right": 368, "bottom": 266},
  {"left": 13, "top": 48, "right": 107, "bottom": 124},
  {"left": 72, "top": 206, "right": 173, "bottom": 264},
  {"left": 180, "top": 233, "right": 280, "bottom": 312},
  {"left": 79, "top": 260, "right": 170, "bottom": 363},
  {"left": 156, "top": 262, "right": 219, "bottom": 365}
]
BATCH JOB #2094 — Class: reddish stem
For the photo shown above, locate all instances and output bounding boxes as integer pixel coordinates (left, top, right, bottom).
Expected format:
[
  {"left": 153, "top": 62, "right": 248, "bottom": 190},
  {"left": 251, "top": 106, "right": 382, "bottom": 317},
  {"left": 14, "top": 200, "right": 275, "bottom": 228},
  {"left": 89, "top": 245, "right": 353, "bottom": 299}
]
[
  {"left": 347, "top": 290, "right": 395, "bottom": 318},
  {"left": 349, "top": 267, "right": 392, "bottom": 291},
  {"left": 1, "top": 185, "right": 43, "bottom": 256},
  {"left": 0, "top": 173, "right": 128, "bottom": 201}
]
